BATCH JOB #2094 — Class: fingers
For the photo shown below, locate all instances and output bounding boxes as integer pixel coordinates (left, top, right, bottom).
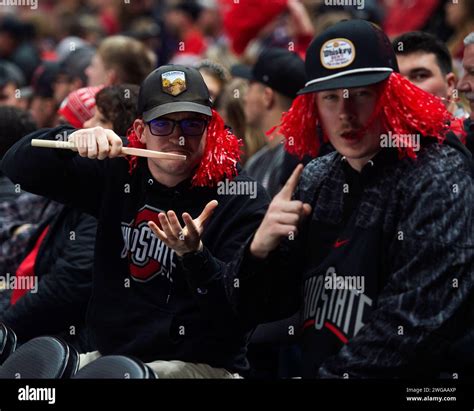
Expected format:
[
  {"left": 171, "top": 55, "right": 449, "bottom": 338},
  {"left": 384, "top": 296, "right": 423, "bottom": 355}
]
[
  {"left": 149, "top": 210, "right": 202, "bottom": 256},
  {"left": 196, "top": 200, "right": 218, "bottom": 225},
  {"left": 279, "top": 200, "right": 305, "bottom": 214},
  {"left": 271, "top": 212, "right": 301, "bottom": 226},
  {"left": 96, "top": 129, "right": 110, "bottom": 160},
  {"left": 158, "top": 212, "right": 180, "bottom": 240},
  {"left": 106, "top": 129, "right": 123, "bottom": 158},
  {"left": 183, "top": 212, "right": 199, "bottom": 238},
  {"left": 276, "top": 164, "right": 304, "bottom": 201},
  {"left": 302, "top": 203, "right": 312, "bottom": 216},
  {"left": 166, "top": 211, "right": 184, "bottom": 238},
  {"left": 68, "top": 127, "right": 123, "bottom": 160},
  {"left": 148, "top": 220, "right": 167, "bottom": 242},
  {"left": 69, "top": 131, "right": 88, "bottom": 158}
]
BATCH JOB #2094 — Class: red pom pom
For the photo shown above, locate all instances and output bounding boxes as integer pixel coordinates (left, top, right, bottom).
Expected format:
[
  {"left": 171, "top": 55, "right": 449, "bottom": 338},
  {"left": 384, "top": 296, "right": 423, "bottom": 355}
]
[
  {"left": 125, "top": 126, "right": 145, "bottom": 174},
  {"left": 274, "top": 94, "right": 321, "bottom": 159},
  {"left": 192, "top": 109, "right": 242, "bottom": 187},
  {"left": 379, "top": 72, "right": 456, "bottom": 158}
]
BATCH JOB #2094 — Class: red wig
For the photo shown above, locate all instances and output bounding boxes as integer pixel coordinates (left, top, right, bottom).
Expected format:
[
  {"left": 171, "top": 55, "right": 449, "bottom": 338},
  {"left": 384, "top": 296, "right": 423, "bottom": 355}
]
[
  {"left": 273, "top": 72, "right": 464, "bottom": 159},
  {"left": 126, "top": 109, "right": 242, "bottom": 187}
]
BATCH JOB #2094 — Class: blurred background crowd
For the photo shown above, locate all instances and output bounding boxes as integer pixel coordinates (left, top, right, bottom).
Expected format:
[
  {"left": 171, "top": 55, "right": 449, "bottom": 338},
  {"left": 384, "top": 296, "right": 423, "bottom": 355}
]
[{"left": 0, "top": 0, "right": 472, "bottom": 159}]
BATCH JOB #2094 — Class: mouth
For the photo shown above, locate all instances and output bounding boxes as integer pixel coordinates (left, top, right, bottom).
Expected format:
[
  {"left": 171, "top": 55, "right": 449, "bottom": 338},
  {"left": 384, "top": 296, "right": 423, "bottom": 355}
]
[
  {"left": 340, "top": 130, "right": 360, "bottom": 140},
  {"left": 163, "top": 149, "right": 190, "bottom": 156},
  {"left": 464, "top": 92, "right": 474, "bottom": 102}
]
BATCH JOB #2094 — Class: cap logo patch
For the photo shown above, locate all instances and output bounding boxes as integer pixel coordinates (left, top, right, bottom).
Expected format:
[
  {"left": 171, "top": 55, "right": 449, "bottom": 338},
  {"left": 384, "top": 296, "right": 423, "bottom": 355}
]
[
  {"left": 320, "top": 38, "right": 355, "bottom": 70},
  {"left": 161, "top": 71, "right": 187, "bottom": 96}
]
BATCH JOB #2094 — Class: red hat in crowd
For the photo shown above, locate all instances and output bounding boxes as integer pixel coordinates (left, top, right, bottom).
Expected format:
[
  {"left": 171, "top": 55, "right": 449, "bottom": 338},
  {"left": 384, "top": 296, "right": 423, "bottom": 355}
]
[{"left": 58, "top": 86, "right": 103, "bottom": 128}]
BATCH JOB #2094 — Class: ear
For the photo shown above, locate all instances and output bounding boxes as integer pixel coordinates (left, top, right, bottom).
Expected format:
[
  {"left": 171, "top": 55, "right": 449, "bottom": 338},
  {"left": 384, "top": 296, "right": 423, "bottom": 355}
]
[
  {"left": 133, "top": 119, "right": 147, "bottom": 145},
  {"left": 72, "top": 78, "right": 84, "bottom": 89},
  {"left": 445, "top": 72, "right": 457, "bottom": 98},
  {"left": 263, "top": 86, "right": 275, "bottom": 110},
  {"left": 106, "top": 68, "right": 118, "bottom": 86}
]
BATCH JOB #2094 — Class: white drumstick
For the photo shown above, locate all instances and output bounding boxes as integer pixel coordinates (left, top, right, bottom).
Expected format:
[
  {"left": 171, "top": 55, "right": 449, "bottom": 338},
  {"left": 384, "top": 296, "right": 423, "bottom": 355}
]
[{"left": 31, "top": 139, "right": 186, "bottom": 161}]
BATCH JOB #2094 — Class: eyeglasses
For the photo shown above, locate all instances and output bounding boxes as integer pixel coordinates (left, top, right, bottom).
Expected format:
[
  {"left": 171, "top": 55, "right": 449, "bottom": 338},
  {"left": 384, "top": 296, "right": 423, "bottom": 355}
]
[{"left": 147, "top": 117, "right": 209, "bottom": 137}]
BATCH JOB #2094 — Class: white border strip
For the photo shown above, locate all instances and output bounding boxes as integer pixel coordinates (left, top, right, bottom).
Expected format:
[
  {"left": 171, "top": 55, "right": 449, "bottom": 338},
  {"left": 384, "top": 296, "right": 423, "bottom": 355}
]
[{"left": 305, "top": 67, "right": 393, "bottom": 86}]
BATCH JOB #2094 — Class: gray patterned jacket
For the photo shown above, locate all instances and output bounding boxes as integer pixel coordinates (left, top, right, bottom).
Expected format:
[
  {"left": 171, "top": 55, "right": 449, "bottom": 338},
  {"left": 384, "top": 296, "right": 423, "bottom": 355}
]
[{"left": 236, "top": 138, "right": 474, "bottom": 378}]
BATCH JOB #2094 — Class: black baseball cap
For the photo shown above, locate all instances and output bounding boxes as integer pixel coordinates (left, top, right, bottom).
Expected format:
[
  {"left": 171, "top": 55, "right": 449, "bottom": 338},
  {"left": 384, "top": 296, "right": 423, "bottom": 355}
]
[
  {"left": 231, "top": 48, "right": 306, "bottom": 98},
  {"left": 299, "top": 19, "right": 399, "bottom": 94},
  {"left": 58, "top": 46, "right": 95, "bottom": 84},
  {"left": 138, "top": 65, "right": 212, "bottom": 122},
  {"left": 0, "top": 61, "right": 25, "bottom": 88},
  {"left": 32, "top": 62, "right": 61, "bottom": 98}
]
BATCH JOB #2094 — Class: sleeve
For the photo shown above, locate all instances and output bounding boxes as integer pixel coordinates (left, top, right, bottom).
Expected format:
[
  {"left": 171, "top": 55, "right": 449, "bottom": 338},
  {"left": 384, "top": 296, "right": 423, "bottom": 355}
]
[
  {"left": 1, "top": 126, "right": 107, "bottom": 218},
  {"left": 222, "top": 164, "right": 319, "bottom": 326},
  {"left": 318, "top": 163, "right": 474, "bottom": 378},
  {"left": 232, "top": 159, "right": 328, "bottom": 325},
  {"left": 0, "top": 193, "right": 48, "bottom": 242},
  {"left": 177, "top": 188, "right": 272, "bottom": 329},
  {"left": 0, "top": 224, "right": 37, "bottom": 276},
  {"left": 1, "top": 212, "right": 96, "bottom": 342},
  {"left": 230, "top": 234, "right": 305, "bottom": 326}
]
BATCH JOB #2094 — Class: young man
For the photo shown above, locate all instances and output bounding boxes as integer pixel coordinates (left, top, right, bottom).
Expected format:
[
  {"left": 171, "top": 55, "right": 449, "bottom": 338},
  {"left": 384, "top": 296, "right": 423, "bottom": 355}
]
[
  {"left": 86, "top": 36, "right": 156, "bottom": 87},
  {"left": 235, "top": 20, "right": 474, "bottom": 378},
  {"left": 2, "top": 65, "right": 269, "bottom": 378},
  {"left": 393, "top": 31, "right": 468, "bottom": 118},
  {"left": 458, "top": 32, "right": 474, "bottom": 154}
]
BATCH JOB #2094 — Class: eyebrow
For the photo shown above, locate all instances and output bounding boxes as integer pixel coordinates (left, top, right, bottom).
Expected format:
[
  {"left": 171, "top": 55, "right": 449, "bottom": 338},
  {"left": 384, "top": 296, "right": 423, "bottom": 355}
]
[
  {"left": 407, "top": 67, "right": 432, "bottom": 75},
  {"left": 152, "top": 116, "right": 205, "bottom": 121}
]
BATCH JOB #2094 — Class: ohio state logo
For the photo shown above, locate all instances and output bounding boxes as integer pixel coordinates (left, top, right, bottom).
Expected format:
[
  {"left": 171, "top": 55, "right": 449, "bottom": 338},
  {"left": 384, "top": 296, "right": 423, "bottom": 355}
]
[{"left": 121, "top": 205, "right": 176, "bottom": 282}]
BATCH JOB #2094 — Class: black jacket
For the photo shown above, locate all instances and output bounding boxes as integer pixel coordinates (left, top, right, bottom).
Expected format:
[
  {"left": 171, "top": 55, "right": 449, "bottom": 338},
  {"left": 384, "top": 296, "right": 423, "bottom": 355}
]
[
  {"left": 2, "top": 125, "right": 269, "bottom": 372},
  {"left": 235, "top": 139, "right": 474, "bottom": 378},
  {"left": 1, "top": 204, "right": 96, "bottom": 348},
  {"left": 465, "top": 117, "right": 474, "bottom": 156}
]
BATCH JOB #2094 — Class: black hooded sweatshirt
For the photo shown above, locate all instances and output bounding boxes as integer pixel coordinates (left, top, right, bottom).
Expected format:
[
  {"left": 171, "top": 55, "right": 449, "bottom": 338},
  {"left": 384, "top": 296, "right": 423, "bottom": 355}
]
[{"left": 2, "top": 125, "right": 270, "bottom": 373}]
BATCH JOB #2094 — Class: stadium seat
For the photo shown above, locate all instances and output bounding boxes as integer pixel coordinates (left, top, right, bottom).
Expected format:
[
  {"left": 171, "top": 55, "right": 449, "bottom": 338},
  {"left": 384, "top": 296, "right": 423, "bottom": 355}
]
[
  {"left": 0, "top": 336, "right": 79, "bottom": 378},
  {"left": 73, "top": 355, "right": 157, "bottom": 379},
  {"left": 0, "top": 323, "right": 17, "bottom": 365}
]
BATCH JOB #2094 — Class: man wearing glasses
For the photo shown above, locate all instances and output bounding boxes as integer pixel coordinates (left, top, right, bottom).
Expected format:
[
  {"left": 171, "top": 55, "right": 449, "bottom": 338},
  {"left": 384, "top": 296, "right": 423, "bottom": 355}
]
[{"left": 2, "top": 65, "right": 269, "bottom": 378}]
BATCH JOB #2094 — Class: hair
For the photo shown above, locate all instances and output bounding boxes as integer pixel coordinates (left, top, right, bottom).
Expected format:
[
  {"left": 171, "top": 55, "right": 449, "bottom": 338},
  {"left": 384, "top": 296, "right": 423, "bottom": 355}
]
[
  {"left": 275, "top": 92, "right": 294, "bottom": 111},
  {"left": 196, "top": 59, "right": 230, "bottom": 83},
  {"left": 172, "top": 1, "right": 203, "bottom": 22},
  {"left": 464, "top": 32, "right": 474, "bottom": 46},
  {"left": 392, "top": 31, "right": 453, "bottom": 75},
  {"left": 0, "top": 107, "right": 37, "bottom": 158},
  {"left": 97, "top": 36, "right": 157, "bottom": 85},
  {"left": 95, "top": 84, "right": 140, "bottom": 136},
  {"left": 217, "top": 78, "right": 266, "bottom": 163}
]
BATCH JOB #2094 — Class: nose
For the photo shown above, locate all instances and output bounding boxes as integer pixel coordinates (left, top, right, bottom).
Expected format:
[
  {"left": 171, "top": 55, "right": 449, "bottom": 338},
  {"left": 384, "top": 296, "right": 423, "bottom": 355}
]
[
  {"left": 339, "top": 97, "right": 357, "bottom": 122},
  {"left": 457, "top": 75, "right": 471, "bottom": 92},
  {"left": 167, "top": 126, "right": 184, "bottom": 145}
]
